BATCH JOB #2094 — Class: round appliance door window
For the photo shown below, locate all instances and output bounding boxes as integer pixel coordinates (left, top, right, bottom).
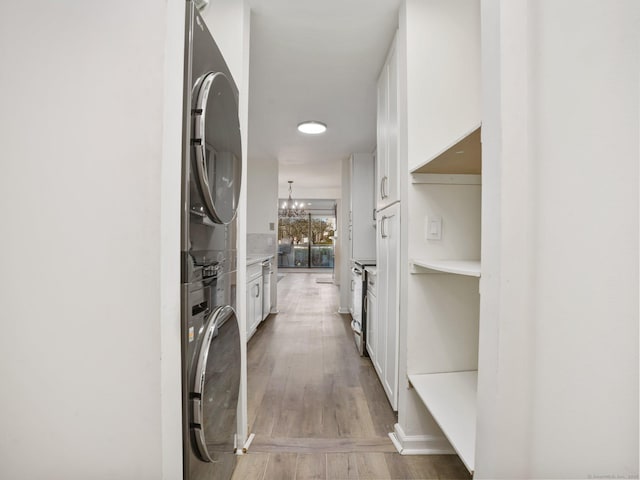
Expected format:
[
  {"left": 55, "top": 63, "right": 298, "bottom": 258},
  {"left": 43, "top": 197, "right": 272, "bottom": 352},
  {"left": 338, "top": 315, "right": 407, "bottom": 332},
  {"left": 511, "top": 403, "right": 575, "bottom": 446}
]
[
  {"left": 191, "top": 305, "right": 241, "bottom": 466},
  {"left": 192, "top": 71, "right": 242, "bottom": 225}
]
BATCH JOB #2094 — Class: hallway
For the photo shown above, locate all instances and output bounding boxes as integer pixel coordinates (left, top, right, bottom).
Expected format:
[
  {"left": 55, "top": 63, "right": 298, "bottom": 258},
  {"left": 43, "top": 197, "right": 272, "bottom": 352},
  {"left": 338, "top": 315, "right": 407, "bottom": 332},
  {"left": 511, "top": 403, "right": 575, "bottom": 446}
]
[{"left": 232, "top": 272, "right": 470, "bottom": 480}]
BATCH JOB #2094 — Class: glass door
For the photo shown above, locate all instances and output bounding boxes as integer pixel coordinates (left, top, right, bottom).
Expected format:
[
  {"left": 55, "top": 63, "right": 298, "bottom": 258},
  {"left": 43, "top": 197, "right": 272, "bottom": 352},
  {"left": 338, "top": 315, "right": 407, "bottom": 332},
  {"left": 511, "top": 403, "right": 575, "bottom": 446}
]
[
  {"left": 310, "top": 214, "right": 335, "bottom": 268},
  {"left": 277, "top": 206, "right": 336, "bottom": 269},
  {"left": 277, "top": 216, "right": 310, "bottom": 267}
]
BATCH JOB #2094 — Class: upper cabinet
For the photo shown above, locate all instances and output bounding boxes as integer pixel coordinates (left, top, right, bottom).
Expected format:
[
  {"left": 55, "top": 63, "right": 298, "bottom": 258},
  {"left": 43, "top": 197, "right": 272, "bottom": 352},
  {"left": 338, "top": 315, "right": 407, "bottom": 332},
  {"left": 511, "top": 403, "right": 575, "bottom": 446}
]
[
  {"left": 376, "top": 34, "right": 400, "bottom": 210},
  {"left": 404, "top": 0, "right": 481, "bottom": 173}
]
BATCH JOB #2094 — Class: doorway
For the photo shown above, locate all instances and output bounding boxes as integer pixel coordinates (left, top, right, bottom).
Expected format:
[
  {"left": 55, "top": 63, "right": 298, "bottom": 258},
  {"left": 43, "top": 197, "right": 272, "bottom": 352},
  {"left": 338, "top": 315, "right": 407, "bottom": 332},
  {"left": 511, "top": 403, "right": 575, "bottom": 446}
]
[{"left": 277, "top": 202, "right": 336, "bottom": 269}]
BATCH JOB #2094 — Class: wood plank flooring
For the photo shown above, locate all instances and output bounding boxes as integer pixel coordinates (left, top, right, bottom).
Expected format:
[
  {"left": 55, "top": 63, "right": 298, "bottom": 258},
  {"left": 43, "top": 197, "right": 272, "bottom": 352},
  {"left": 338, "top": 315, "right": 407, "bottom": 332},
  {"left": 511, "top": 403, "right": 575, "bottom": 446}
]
[{"left": 233, "top": 272, "right": 470, "bottom": 480}]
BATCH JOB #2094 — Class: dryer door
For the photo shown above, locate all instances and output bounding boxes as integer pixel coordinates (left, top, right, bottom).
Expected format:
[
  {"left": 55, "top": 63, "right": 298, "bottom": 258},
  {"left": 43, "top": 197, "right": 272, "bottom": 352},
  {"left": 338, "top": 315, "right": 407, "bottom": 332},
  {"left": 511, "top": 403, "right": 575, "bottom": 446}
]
[
  {"left": 192, "top": 71, "right": 242, "bottom": 225},
  {"left": 191, "top": 305, "right": 241, "bottom": 467}
]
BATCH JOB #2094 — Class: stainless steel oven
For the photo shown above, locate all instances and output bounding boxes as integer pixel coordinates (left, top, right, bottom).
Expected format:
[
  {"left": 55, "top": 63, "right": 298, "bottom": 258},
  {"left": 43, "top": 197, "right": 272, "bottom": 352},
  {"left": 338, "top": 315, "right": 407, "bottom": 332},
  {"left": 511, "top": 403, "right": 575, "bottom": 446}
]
[
  {"left": 350, "top": 264, "right": 365, "bottom": 355},
  {"left": 350, "top": 260, "right": 375, "bottom": 356}
]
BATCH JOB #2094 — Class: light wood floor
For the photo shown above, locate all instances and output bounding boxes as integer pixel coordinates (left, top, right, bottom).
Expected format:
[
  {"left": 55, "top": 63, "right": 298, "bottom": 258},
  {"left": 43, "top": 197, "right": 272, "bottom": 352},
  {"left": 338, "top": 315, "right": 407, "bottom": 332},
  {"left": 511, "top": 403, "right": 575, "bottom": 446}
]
[{"left": 232, "top": 272, "right": 470, "bottom": 480}]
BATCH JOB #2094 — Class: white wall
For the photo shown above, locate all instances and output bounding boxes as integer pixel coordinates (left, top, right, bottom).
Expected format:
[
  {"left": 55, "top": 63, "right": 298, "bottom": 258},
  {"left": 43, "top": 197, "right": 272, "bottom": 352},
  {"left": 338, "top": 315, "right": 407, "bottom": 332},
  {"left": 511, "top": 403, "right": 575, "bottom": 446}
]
[
  {"left": 338, "top": 157, "right": 352, "bottom": 312},
  {"left": 278, "top": 184, "right": 342, "bottom": 200},
  {"left": 247, "top": 156, "right": 279, "bottom": 313},
  {"left": 0, "top": 2, "right": 171, "bottom": 478},
  {"left": 247, "top": 157, "right": 278, "bottom": 238},
  {"left": 160, "top": 0, "right": 187, "bottom": 477},
  {"left": 476, "top": 1, "right": 639, "bottom": 478},
  {"left": 0, "top": 1, "right": 252, "bottom": 477}
]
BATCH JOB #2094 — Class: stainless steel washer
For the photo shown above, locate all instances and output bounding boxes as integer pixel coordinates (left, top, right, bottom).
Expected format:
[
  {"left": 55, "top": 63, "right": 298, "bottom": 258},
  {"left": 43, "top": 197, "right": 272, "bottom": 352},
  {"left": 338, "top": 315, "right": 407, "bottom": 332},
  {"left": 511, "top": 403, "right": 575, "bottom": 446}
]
[{"left": 183, "top": 261, "right": 240, "bottom": 480}]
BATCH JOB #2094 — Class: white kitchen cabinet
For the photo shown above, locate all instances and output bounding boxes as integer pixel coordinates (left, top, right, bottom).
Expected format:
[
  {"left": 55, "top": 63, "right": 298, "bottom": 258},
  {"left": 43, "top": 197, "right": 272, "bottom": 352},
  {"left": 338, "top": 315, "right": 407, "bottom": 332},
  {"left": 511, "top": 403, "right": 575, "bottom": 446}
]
[
  {"left": 365, "top": 267, "right": 378, "bottom": 371},
  {"left": 246, "top": 262, "right": 263, "bottom": 341},
  {"left": 262, "top": 258, "right": 273, "bottom": 320},
  {"left": 376, "top": 202, "right": 400, "bottom": 410},
  {"left": 376, "top": 33, "right": 400, "bottom": 211},
  {"left": 349, "top": 153, "right": 376, "bottom": 260}
]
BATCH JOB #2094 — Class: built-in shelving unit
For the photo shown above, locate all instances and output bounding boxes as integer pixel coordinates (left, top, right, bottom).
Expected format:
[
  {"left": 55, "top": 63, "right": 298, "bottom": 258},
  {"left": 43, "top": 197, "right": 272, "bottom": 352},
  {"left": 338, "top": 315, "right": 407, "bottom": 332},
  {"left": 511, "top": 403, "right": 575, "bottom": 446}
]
[
  {"left": 410, "top": 125, "right": 481, "bottom": 175},
  {"left": 410, "top": 259, "right": 480, "bottom": 277},
  {"left": 408, "top": 371, "right": 477, "bottom": 473},
  {"left": 406, "top": 122, "right": 482, "bottom": 474},
  {"left": 401, "top": 2, "right": 481, "bottom": 473}
]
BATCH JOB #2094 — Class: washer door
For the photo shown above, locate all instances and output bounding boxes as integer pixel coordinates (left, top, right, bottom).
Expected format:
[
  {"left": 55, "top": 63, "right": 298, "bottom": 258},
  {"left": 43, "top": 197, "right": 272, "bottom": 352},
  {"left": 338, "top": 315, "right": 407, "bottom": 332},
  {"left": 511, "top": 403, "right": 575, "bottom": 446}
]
[
  {"left": 191, "top": 305, "right": 241, "bottom": 464},
  {"left": 192, "top": 71, "right": 242, "bottom": 225}
]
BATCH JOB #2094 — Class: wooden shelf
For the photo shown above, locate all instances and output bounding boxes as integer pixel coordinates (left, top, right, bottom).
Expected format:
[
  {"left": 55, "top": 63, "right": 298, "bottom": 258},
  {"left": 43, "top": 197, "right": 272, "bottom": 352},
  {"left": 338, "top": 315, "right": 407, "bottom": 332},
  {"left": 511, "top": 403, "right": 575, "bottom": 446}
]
[
  {"left": 408, "top": 371, "right": 477, "bottom": 473},
  {"left": 410, "top": 125, "right": 481, "bottom": 175},
  {"left": 410, "top": 260, "right": 480, "bottom": 277},
  {"left": 411, "top": 173, "right": 481, "bottom": 185}
]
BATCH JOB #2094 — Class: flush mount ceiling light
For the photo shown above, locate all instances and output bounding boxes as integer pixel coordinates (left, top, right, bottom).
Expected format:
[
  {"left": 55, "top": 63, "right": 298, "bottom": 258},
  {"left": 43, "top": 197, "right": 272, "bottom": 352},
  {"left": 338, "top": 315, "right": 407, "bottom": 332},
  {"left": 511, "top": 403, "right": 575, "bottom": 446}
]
[{"left": 297, "top": 121, "right": 327, "bottom": 135}]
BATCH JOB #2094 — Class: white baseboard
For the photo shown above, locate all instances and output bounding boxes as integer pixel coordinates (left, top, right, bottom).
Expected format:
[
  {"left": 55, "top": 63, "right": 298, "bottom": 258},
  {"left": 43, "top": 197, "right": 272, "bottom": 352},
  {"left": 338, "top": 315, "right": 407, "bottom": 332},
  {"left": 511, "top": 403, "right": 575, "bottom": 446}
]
[
  {"left": 389, "top": 423, "right": 455, "bottom": 455},
  {"left": 337, "top": 307, "right": 350, "bottom": 314}
]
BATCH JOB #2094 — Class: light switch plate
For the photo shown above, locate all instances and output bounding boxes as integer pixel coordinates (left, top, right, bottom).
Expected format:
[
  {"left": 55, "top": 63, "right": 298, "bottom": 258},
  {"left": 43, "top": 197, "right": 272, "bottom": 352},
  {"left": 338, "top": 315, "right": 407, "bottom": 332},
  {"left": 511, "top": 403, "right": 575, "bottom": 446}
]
[{"left": 426, "top": 215, "right": 442, "bottom": 241}]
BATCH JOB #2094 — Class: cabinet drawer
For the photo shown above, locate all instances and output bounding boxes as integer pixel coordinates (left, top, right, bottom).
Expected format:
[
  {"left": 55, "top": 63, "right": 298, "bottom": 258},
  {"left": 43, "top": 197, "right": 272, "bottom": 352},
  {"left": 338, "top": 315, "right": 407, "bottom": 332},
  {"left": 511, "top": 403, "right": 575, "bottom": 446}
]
[{"left": 247, "top": 262, "right": 262, "bottom": 281}]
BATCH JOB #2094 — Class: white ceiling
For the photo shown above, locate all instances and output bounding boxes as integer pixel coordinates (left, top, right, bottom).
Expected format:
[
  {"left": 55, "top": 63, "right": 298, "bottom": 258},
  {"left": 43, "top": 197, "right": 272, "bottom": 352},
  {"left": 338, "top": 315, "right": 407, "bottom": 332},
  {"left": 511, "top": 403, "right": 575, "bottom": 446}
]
[{"left": 247, "top": 0, "right": 401, "bottom": 196}]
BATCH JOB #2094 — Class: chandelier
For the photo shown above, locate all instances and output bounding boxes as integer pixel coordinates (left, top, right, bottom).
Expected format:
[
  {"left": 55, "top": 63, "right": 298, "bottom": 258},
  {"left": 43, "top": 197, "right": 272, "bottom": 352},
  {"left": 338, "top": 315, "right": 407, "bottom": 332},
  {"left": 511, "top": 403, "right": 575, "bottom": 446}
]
[{"left": 279, "top": 181, "right": 306, "bottom": 218}]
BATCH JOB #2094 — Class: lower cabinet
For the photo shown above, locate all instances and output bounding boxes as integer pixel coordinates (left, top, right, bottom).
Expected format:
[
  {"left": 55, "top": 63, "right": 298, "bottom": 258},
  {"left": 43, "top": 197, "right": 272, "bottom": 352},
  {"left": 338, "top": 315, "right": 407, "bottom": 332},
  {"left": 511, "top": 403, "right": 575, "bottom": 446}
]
[
  {"left": 375, "top": 202, "right": 400, "bottom": 410},
  {"left": 246, "top": 263, "right": 263, "bottom": 341},
  {"left": 365, "top": 268, "right": 379, "bottom": 374}
]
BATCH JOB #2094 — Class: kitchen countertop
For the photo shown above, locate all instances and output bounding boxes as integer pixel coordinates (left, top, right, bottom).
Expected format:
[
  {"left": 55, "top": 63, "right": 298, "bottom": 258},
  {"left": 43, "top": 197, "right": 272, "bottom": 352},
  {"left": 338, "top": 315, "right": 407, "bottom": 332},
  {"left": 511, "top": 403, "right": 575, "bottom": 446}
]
[
  {"left": 353, "top": 259, "right": 376, "bottom": 268},
  {"left": 247, "top": 254, "right": 274, "bottom": 266}
]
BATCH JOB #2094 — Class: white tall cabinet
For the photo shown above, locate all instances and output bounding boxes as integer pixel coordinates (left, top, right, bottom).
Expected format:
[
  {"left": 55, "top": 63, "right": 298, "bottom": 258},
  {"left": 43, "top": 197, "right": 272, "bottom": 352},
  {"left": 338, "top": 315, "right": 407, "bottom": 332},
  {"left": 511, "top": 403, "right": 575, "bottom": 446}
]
[
  {"left": 376, "top": 35, "right": 400, "bottom": 210},
  {"left": 373, "top": 31, "right": 402, "bottom": 411},
  {"left": 349, "top": 153, "right": 376, "bottom": 261},
  {"left": 376, "top": 202, "right": 400, "bottom": 409}
]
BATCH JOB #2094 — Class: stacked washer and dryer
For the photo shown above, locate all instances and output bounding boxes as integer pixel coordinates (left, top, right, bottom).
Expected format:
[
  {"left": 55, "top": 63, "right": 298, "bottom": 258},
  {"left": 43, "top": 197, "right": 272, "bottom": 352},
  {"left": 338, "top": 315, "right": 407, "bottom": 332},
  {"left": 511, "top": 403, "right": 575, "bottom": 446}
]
[{"left": 180, "top": 3, "right": 243, "bottom": 480}]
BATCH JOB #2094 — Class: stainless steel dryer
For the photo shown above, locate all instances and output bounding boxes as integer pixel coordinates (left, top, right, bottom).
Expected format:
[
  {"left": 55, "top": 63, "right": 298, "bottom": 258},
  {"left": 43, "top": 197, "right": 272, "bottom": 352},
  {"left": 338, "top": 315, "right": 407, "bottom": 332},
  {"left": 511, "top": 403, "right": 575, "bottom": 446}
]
[
  {"left": 180, "top": 2, "right": 242, "bottom": 479},
  {"left": 183, "top": 4, "right": 241, "bottom": 227}
]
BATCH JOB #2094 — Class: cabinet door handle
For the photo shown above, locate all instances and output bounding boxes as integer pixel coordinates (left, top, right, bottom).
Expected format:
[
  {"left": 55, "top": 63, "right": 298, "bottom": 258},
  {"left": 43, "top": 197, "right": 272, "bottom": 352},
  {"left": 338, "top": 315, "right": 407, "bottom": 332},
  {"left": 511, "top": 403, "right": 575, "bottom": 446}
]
[
  {"left": 381, "top": 176, "right": 389, "bottom": 199},
  {"left": 350, "top": 280, "right": 355, "bottom": 291},
  {"left": 351, "top": 320, "right": 362, "bottom": 336},
  {"left": 381, "top": 216, "right": 388, "bottom": 238},
  {"left": 255, "top": 284, "right": 260, "bottom": 298}
]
